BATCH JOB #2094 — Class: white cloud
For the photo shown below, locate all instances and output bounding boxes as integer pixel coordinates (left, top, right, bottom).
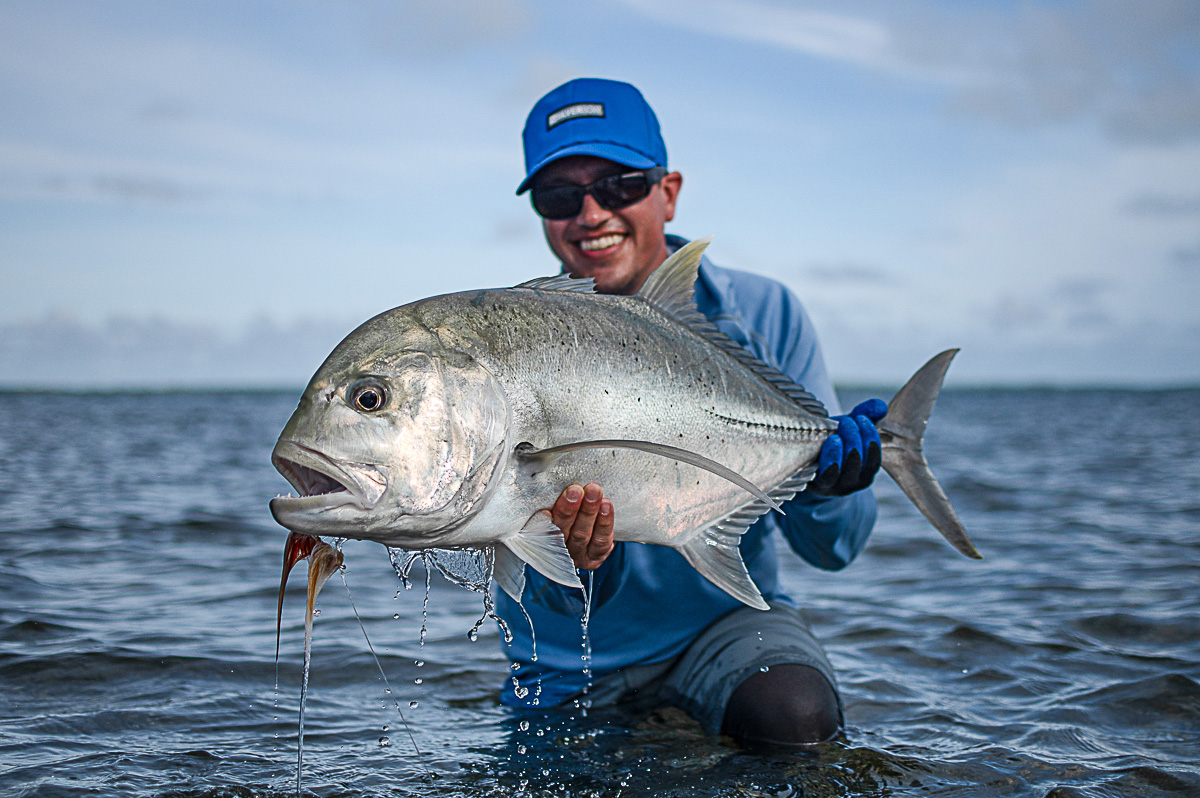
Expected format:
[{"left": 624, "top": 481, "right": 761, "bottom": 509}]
[
  {"left": 616, "top": 0, "right": 1200, "bottom": 143},
  {"left": 0, "top": 311, "right": 356, "bottom": 389}
]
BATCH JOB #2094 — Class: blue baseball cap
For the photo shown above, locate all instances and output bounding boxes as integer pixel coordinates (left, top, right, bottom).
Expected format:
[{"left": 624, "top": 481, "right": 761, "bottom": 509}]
[{"left": 517, "top": 78, "right": 667, "bottom": 194}]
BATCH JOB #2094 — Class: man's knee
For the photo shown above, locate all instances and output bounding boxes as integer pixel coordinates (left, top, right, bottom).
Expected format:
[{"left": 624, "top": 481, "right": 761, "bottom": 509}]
[{"left": 720, "top": 663, "right": 841, "bottom": 748}]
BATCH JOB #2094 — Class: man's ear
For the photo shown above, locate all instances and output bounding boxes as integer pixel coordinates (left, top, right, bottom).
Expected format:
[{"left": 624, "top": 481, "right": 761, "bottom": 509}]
[{"left": 661, "top": 171, "right": 683, "bottom": 222}]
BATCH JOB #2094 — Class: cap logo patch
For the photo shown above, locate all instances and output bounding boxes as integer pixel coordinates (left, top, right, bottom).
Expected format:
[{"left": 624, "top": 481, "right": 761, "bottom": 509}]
[{"left": 547, "top": 102, "right": 605, "bottom": 130}]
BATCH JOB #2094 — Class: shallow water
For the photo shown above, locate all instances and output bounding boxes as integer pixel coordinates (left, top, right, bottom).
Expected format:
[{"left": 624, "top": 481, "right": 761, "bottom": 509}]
[{"left": 1, "top": 388, "right": 1198, "bottom": 797}]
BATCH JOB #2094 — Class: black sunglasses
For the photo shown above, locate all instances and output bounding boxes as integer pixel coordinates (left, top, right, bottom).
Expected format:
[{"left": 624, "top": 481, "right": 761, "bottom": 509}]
[{"left": 530, "top": 167, "right": 667, "bottom": 220}]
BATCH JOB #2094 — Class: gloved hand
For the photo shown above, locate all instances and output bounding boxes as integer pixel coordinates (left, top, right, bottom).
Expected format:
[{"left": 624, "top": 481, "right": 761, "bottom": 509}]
[{"left": 807, "top": 399, "right": 887, "bottom": 496}]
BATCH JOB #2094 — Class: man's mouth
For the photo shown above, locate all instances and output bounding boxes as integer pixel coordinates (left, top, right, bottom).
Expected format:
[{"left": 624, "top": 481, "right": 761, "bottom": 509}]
[{"left": 577, "top": 233, "right": 625, "bottom": 252}]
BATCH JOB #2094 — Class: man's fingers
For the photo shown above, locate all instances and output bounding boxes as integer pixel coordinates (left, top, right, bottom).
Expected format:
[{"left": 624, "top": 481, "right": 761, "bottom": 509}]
[
  {"left": 856, "top": 414, "right": 882, "bottom": 488},
  {"left": 850, "top": 398, "right": 887, "bottom": 423},
  {"left": 585, "top": 499, "right": 615, "bottom": 567},
  {"left": 565, "top": 482, "right": 603, "bottom": 566},
  {"left": 808, "top": 435, "right": 842, "bottom": 494},
  {"left": 551, "top": 483, "right": 584, "bottom": 531}
]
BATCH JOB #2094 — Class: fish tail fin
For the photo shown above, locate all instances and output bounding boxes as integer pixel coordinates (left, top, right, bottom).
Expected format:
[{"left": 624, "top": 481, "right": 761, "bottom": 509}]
[
  {"left": 677, "top": 527, "right": 769, "bottom": 610},
  {"left": 879, "top": 349, "right": 982, "bottom": 559}
]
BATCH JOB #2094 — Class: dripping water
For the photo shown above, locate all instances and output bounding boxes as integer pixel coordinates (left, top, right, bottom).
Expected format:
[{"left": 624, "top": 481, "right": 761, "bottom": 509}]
[
  {"left": 578, "top": 570, "right": 595, "bottom": 716},
  {"left": 337, "top": 570, "right": 423, "bottom": 761}
]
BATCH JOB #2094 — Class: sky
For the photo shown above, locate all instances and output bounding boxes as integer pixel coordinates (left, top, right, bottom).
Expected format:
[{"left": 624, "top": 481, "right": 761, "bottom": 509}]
[{"left": 1, "top": 0, "right": 1198, "bottom": 388}]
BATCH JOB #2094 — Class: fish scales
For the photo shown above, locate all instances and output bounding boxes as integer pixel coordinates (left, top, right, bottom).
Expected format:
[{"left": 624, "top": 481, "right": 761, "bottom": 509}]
[{"left": 407, "top": 285, "right": 834, "bottom": 547}]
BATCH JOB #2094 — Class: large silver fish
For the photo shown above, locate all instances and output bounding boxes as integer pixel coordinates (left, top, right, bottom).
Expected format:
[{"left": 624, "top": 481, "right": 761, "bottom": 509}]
[{"left": 269, "top": 238, "right": 979, "bottom": 610}]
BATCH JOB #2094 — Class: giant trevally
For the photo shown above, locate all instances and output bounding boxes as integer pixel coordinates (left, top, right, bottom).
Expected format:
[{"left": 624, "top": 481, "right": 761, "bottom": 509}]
[{"left": 269, "top": 238, "right": 979, "bottom": 610}]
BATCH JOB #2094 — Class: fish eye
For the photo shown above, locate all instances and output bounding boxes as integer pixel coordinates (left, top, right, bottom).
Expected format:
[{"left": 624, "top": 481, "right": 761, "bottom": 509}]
[{"left": 347, "top": 378, "right": 389, "bottom": 413}]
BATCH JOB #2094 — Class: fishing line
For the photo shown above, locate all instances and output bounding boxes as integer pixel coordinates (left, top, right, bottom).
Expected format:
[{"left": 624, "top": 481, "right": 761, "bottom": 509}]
[{"left": 338, "top": 570, "right": 425, "bottom": 764}]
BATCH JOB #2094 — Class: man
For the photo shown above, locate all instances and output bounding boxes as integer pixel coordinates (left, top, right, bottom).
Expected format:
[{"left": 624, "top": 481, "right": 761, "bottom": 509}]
[{"left": 495, "top": 78, "right": 885, "bottom": 748}]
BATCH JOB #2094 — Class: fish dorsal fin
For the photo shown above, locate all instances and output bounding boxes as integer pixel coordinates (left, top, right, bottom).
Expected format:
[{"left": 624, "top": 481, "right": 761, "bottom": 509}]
[
  {"left": 637, "top": 237, "right": 829, "bottom": 418},
  {"left": 501, "top": 511, "right": 583, "bottom": 590},
  {"left": 636, "top": 235, "right": 712, "bottom": 315},
  {"left": 514, "top": 274, "right": 597, "bottom": 293}
]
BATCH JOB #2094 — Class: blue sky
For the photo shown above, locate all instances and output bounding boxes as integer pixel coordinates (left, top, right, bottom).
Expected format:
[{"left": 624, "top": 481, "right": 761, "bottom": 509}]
[{"left": 2, "top": 0, "right": 1198, "bottom": 387}]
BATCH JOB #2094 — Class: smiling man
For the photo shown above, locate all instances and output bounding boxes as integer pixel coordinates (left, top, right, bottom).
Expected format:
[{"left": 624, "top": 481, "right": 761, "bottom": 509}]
[{"left": 497, "top": 78, "right": 885, "bottom": 749}]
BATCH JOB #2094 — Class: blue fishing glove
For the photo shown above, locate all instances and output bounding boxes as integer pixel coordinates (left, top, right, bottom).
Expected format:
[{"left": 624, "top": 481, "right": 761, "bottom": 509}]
[{"left": 807, "top": 398, "right": 887, "bottom": 497}]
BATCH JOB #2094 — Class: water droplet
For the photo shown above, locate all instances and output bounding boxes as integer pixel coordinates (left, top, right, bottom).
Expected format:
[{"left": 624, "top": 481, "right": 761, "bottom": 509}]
[
  {"left": 467, "top": 628, "right": 479, "bottom": 642},
  {"left": 535, "top": 728, "right": 545, "bottom": 737},
  {"left": 393, "top": 613, "right": 400, "bottom": 619},
  {"left": 518, "top": 720, "right": 530, "bottom": 731},
  {"left": 312, "top": 609, "right": 321, "bottom": 617},
  {"left": 517, "top": 744, "right": 526, "bottom": 754},
  {"left": 511, "top": 662, "right": 520, "bottom": 671},
  {"left": 413, "top": 677, "right": 423, "bottom": 685},
  {"left": 382, "top": 725, "right": 389, "bottom": 732},
  {"left": 378, "top": 736, "right": 391, "bottom": 747},
  {"left": 760, "top": 665, "right": 770, "bottom": 673},
  {"left": 514, "top": 686, "right": 529, "bottom": 699},
  {"left": 415, "top": 660, "right": 424, "bottom": 667},
  {"left": 409, "top": 700, "right": 419, "bottom": 708}
]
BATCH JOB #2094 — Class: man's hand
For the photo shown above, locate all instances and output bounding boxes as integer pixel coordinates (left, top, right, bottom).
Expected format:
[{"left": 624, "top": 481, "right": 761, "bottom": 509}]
[
  {"left": 808, "top": 399, "right": 888, "bottom": 497},
  {"left": 550, "top": 482, "right": 615, "bottom": 570}
]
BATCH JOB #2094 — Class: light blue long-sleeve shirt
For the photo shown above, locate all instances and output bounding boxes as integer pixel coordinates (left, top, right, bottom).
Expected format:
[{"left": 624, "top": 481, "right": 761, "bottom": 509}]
[{"left": 495, "top": 235, "right": 877, "bottom": 707}]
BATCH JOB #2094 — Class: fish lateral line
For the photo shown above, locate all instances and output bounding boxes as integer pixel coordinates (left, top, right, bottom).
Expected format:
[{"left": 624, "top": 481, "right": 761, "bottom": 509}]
[{"left": 513, "top": 438, "right": 784, "bottom": 514}]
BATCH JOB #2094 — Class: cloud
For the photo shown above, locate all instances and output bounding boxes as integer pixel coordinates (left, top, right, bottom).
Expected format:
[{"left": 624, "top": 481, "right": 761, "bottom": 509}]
[
  {"left": 615, "top": 0, "right": 896, "bottom": 73},
  {"left": 1173, "top": 239, "right": 1200, "bottom": 269},
  {"left": 617, "top": 0, "right": 1200, "bottom": 144},
  {"left": 1124, "top": 193, "right": 1200, "bottom": 218},
  {"left": 363, "top": 0, "right": 534, "bottom": 60},
  {"left": 0, "top": 312, "right": 357, "bottom": 389},
  {"left": 802, "top": 261, "right": 898, "bottom": 284}
]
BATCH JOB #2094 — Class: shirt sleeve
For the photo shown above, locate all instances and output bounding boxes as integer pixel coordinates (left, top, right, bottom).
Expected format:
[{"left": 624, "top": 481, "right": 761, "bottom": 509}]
[{"left": 728, "top": 273, "right": 878, "bottom": 572}]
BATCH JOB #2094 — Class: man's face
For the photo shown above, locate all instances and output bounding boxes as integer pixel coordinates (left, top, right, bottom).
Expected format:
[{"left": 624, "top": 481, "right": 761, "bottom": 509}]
[{"left": 533, "top": 155, "right": 682, "bottom": 296}]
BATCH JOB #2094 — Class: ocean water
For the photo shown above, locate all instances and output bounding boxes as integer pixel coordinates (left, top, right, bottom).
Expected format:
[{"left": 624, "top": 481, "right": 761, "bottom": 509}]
[{"left": 1, "top": 387, "right": 1198, "bottom": 797}]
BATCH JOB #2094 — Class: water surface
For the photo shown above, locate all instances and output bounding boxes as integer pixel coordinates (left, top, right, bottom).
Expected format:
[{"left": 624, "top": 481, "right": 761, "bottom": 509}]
[{"left": 1, "top": 388, "right": 1198, "bottom": 797}]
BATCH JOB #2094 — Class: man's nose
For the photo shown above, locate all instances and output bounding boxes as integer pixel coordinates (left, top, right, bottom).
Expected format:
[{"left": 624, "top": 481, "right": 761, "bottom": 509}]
[{"left": 575, "top": 192, "right": 611, "bottom": 227}]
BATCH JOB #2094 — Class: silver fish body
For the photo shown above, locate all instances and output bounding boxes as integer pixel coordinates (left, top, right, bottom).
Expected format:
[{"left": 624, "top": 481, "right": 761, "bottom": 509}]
[{"left": 270, "top": 239, "right": 978, "bottom": 609}]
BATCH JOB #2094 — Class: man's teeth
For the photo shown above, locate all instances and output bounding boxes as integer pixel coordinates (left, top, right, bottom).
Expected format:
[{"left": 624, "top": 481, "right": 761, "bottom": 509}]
[{"left": 579, "top": 234, "right": 624, "bottom": 252}]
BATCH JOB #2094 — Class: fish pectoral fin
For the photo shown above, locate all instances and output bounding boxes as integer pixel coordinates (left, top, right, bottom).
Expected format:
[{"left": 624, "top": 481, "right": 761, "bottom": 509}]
[
  {"left": 492, "top": 543, "right": 527, "bottom": 603},
  {"left": 677, "top": 527, "right": 769, "bottom": 610},
  {"left": 515, "top": 439, "right": 783, "bottom": 513},
  {"left": 502, "top": 511, "right": 583, "bottom": 590}
]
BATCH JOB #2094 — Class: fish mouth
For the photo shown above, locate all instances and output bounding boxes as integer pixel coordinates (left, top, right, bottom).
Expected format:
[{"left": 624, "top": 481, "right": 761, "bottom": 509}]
[{"left": 271, "top": 440, "right": 388, "bottom": 513}]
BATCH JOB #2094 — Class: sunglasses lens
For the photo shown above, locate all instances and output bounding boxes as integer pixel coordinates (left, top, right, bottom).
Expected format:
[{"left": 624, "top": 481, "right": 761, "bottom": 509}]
[
  {"left": 531, "top": 186, "right": 583, "bottom": 220},
  {"left": 530, "top": 169, "right": 663, "bottom": 219},
  {"left": 592, "top": 174, "right": 651, "bottom": 211}
]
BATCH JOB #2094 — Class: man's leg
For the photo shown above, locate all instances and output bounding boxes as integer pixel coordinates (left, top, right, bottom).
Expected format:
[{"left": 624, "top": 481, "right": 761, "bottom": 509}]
[
  {"left": 720, "top": 663, "right": 840, "bottom": 747},
  {"left": 659, "top": 601, "right": 843, "bottom": 745}
]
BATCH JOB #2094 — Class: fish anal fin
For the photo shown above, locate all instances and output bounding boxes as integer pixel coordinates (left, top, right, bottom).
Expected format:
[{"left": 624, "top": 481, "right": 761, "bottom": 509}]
[
  {"left": 677, "top": 528, "right": 769, "bottom": 610},
  {"left": 502, "top": 511, "right": 583, "bottom": 590},
  {"left": 492, "top": 543, "right": 527, "bottom": 602}
]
